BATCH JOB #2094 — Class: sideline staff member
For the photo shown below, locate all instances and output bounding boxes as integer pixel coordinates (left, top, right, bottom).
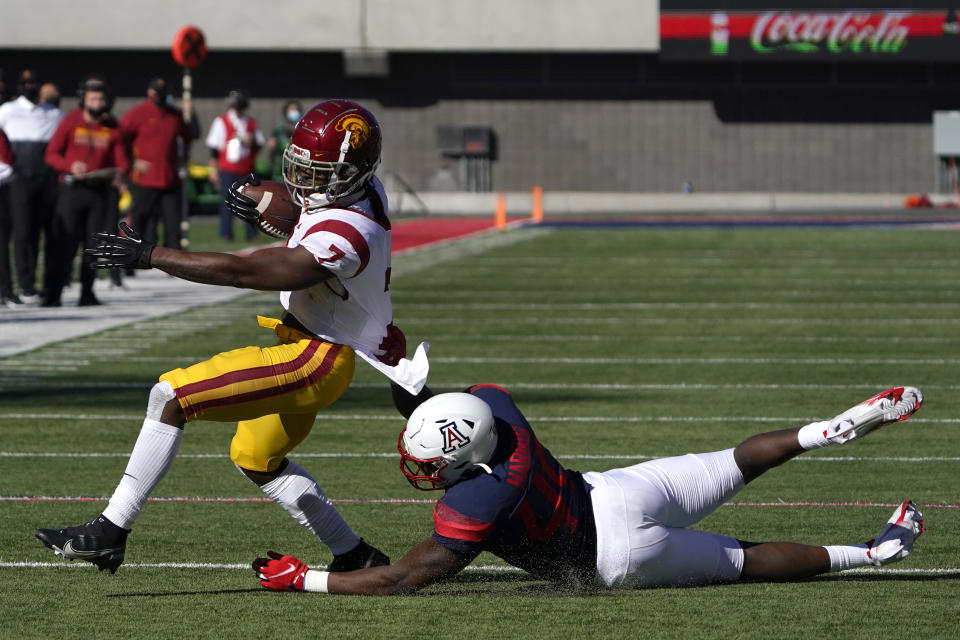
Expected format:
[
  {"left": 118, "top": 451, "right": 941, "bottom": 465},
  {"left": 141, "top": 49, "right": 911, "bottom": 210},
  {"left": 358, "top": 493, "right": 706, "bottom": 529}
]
[
  {"left": 43, "top": 77, "right": 128, "bottom": 306},
  {"left": 205, "top": 89, "right": 263, "bottom": 241},
  {"left": 120, "top": 76, "right": 198, "bottom": 250},
  {"left": 0, "top": 69, "right": 62, "bottom": 304}
]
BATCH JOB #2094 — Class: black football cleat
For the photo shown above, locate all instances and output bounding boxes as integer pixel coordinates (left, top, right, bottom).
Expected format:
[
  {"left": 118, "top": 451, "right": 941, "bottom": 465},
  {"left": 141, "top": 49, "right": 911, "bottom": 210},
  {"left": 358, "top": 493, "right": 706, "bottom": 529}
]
[
  {"left": 35, "top": 515, "right": 128, "bottom": 574},
  {"left": 77, "top": 291, "right": 102, "bottom": 307},
  {"left": 327, "top": 539, "right": 390, "bottom": 572}
]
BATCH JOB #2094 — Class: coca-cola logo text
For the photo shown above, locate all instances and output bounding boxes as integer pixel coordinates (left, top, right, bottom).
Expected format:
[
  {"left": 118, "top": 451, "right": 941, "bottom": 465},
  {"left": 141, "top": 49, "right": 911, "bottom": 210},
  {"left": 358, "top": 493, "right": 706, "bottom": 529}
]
[{"left": 749, "top": 11, "right": 911, "bottom": 54}]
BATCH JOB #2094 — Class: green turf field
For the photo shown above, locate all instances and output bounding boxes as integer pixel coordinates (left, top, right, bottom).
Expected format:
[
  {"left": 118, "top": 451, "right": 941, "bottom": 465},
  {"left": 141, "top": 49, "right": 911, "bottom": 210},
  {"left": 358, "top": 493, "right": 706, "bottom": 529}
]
[{"left": 2, "top": 223, "right": 958, "bottom": 639}]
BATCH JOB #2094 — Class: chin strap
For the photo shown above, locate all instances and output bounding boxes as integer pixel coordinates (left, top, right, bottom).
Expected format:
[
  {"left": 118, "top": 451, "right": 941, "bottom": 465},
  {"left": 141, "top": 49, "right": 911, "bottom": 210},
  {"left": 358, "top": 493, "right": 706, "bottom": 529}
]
[
  {"left": 475, "top": 463, "right": 493, "bottom": 474},
  {"left": 303, "top": 185, "right": 367, "bottom": 211}
]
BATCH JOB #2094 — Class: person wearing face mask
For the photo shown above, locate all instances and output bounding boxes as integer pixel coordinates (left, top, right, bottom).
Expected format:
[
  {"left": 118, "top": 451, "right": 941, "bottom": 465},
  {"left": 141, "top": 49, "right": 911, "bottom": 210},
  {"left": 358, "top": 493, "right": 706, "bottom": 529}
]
[
  {"left": 119, "top": 77, "right": 198, "bottom": 253},
  {"left": 42, "top": 76, "right": 128, "bottom": 306},
  {"left": 262, "top": 100, "right": 303, "bottom": 182},
  {"left": 0, "top": 69, "right": 63, "bottom": 305},
  {"left": 39, "top": 83, "right": 60, "bottom": 111},
  {"left": 206, "top": 89, "right": 264, "bottom": 241}
]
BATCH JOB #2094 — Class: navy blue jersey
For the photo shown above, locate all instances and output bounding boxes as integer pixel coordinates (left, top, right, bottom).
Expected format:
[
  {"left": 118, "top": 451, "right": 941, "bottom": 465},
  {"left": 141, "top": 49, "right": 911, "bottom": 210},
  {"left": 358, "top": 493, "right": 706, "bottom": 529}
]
[{"left": 432, "top": 384, "right": 597, "bottom": 583}]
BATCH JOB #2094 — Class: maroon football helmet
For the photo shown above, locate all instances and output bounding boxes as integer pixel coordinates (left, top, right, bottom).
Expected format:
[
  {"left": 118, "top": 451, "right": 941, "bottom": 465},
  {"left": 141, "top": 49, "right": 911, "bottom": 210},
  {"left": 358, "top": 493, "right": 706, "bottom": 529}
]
[{"left": 282, "top": 99, "right": 382, "bottom": 208}]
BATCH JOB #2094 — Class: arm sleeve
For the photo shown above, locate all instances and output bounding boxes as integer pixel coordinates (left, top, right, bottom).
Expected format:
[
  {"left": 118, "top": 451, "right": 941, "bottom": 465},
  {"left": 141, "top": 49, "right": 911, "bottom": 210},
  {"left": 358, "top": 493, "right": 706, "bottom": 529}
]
[
  {"left": 431, "top": 477, "right": 519, "bottom": 554},
  {"left": 432, "top": 501, "right": 496, "bottom": 554},
  {"left": 391, "top": 382, "right": 434, "bottom": 419}
]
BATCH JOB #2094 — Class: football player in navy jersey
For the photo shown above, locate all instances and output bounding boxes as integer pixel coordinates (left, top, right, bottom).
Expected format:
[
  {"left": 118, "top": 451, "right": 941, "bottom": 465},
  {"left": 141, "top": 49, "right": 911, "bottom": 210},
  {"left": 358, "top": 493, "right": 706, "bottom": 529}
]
[{"left": 253, "top": 384, "right": 926, "bottom": 595}]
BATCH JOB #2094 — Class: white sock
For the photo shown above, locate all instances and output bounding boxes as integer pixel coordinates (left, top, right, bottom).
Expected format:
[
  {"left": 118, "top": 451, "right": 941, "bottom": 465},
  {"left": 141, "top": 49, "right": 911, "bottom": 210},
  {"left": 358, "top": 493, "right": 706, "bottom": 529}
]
[
  {"left": 824, "top": 544, "right": 871, "bottom": 571},
  {"left": 102, "top": 419, "right": 183, "bottom": 529},
  {"left": 259, "top": 460, "right": 360, "bottom": 555},
  {"left": 797, "top": 420, "right": 831, "bottom": 450}
]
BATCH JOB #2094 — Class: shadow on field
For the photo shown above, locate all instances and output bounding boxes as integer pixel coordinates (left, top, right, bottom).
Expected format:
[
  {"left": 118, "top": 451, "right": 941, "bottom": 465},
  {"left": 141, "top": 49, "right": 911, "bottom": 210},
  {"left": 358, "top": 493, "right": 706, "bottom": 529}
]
[
  {"left": 106, "top": 588, "right": 264, "bottom": 598},
  {"left": 430, "top": 571, "right": 620, "bottom": 597},
  {"left": 0, "top": 384, "right": 152, "bottom": 407}
]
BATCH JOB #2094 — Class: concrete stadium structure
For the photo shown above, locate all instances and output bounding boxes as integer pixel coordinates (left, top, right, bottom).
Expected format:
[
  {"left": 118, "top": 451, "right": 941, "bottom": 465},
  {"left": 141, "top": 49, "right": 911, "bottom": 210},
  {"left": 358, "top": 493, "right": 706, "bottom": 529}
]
[{"left": 1, "top": 0, "right": 955, "bottom": 207}]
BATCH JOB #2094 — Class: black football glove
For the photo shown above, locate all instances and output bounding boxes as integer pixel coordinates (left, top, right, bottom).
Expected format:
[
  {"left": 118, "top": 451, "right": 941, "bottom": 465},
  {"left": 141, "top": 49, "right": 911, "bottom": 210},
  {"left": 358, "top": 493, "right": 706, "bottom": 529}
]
[
  {"left": 226, "top": 173, "right": 261, "bottom": 226},
  {"left": 86, "top": 221, "right": 155, "bottom": 269}
]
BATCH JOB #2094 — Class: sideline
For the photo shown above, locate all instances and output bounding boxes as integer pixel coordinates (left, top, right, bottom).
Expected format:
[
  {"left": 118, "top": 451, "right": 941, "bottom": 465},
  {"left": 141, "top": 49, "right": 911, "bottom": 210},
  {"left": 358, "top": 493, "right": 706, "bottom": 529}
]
[{"left": 0, "top": 218, "right": 542, "bottom": 359}]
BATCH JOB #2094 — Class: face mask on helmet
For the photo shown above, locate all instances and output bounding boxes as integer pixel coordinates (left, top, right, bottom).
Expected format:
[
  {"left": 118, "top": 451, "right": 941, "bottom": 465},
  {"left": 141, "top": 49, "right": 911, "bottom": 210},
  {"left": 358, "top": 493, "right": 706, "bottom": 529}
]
[
  {"left": 397, "top": 393, "right": 499, "bottom": 491},
  {"left": 282, "top": 143, "right": 363, "bottom": 208},
  {"left": 279, "top": 100, "right": 382, "bottom": 209}
]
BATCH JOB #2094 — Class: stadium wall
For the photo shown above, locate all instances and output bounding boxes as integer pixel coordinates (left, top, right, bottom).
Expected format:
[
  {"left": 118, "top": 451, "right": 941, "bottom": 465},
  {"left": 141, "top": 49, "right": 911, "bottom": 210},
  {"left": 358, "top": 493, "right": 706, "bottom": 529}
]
[
  {"left": 4, "top": 48, "right": 946, "bottom": 195},
  {"left": 2, "top": 0, "right": 955, "bottom": 196},
  {"left": 0, "top": 0, "right": 660, "bottom": 52}
]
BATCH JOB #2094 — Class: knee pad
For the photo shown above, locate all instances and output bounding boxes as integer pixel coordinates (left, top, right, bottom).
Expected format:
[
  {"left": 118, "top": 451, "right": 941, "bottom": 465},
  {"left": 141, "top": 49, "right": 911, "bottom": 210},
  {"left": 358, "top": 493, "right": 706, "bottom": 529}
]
[{"left": 146, "top": 381, "right": 177, "bottom": 422}]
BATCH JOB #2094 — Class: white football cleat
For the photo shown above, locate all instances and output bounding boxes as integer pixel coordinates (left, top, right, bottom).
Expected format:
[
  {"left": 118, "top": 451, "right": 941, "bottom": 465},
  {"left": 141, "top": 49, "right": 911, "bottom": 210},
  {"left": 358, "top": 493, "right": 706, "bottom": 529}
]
[
  {"left": 866, "top": 501, "right": 924, "bottom": 567},
  {"left": 825, "top": 386, "right": 923, "bottom": 445}
]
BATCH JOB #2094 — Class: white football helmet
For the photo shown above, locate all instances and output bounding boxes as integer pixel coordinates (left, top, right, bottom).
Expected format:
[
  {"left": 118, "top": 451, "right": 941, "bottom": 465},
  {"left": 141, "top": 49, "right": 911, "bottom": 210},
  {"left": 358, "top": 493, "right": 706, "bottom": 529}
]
[{"left": 398, "top": 393, "right": 499, "bottom": 491}]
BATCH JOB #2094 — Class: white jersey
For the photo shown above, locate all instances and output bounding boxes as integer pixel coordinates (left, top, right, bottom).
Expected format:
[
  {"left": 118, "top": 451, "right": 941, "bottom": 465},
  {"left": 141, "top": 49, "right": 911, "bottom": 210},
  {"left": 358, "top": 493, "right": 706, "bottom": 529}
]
[
  {"left": 281, "top": 178, "right": 429, "bottom": 393},
  {"left": 0, "top": 96, "right": 62, "bottom": 141}
]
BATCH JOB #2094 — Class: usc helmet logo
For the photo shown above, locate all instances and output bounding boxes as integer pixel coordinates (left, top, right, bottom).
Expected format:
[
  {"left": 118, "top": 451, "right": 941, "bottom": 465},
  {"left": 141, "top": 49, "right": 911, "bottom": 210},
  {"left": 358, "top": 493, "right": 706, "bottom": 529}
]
[{"left": 335, "top": 114, "right": 370, "bottom": 149}]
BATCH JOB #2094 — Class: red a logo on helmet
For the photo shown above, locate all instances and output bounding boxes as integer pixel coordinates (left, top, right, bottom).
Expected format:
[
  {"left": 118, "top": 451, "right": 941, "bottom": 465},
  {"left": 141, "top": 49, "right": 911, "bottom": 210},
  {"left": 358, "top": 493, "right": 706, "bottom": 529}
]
[{"left": 440, "top": 421, "right": 472, "bottom": 454}]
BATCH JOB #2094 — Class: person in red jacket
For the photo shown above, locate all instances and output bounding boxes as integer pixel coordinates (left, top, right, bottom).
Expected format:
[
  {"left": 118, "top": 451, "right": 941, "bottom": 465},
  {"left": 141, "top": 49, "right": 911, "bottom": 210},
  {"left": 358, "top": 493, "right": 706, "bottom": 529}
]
[
  {"left": 120, "top": 77, "right": 198, "bottom": 251},
  {"left": 43, "top": 77, "right": 128, "bottom": 306},
  {"left": 205, "top": 89, "right": 264, "bottom": 241}
]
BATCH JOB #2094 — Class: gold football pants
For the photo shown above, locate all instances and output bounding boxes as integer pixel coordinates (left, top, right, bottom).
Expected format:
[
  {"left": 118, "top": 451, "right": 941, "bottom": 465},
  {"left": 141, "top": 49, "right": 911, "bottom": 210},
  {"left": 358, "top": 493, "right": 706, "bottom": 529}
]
[{"left": 159, "top": 316, "right": 355, "bottom": 472}]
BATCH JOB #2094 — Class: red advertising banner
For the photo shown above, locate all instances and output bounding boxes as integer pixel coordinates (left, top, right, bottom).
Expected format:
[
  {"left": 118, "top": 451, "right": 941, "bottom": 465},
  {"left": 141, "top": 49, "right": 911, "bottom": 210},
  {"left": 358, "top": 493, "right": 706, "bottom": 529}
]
[{"left": 660, "top": 6, "right": 960, "bottom": 59}]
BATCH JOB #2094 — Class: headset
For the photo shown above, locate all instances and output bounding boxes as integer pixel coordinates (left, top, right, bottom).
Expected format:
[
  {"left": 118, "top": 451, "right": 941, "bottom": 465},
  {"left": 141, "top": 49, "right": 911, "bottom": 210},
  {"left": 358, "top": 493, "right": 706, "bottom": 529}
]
[{"left": 77, "top": 75, "right": 115, "bottom": 111}]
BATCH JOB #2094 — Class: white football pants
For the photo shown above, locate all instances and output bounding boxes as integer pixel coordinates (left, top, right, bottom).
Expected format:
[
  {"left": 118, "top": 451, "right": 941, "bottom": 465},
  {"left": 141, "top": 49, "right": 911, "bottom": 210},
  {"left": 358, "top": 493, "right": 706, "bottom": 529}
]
[{"left": 583, "top": 447, "right": 746, "bottom": 588}]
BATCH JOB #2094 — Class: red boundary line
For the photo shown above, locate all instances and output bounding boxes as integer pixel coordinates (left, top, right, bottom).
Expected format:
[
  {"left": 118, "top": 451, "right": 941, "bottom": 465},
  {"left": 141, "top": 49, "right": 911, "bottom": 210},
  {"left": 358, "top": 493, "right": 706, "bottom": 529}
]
[{"left": 3, "top": 496, "right": 957, "bottom": 508}]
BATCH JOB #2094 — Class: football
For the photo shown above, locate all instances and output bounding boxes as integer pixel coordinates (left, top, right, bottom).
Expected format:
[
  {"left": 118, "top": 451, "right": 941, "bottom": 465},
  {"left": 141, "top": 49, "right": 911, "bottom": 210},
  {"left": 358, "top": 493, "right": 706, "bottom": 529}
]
[{"left": 239, "top": 180, "right": 300, "bottom": 239}]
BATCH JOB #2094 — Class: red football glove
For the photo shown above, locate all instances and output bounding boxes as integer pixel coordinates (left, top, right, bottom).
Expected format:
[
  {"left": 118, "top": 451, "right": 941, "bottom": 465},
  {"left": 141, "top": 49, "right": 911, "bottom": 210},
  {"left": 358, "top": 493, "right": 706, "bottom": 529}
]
[
  {"left": 376, "top": 323, "right": 407, "bottom": 366},
  {"left": 252, "top": 550, "right": 308, "bottom": 591}
]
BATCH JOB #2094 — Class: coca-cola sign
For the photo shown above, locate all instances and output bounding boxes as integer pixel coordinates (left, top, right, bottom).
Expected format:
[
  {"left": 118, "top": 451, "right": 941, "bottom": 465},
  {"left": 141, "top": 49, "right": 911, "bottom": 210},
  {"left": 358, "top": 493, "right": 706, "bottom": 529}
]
[
  {"left": 749, "top": 11, "right": 910, "bottom": 54},
  {"left": 660, "top": 6, "right": 960, "bottom": 60}
]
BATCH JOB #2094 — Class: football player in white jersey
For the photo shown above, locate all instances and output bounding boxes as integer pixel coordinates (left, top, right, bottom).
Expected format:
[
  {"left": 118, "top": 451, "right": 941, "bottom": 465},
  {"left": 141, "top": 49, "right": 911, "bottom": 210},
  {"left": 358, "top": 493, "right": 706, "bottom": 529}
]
[{"left": 36, "top": 100, "right": 428, "bottom": 574}]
